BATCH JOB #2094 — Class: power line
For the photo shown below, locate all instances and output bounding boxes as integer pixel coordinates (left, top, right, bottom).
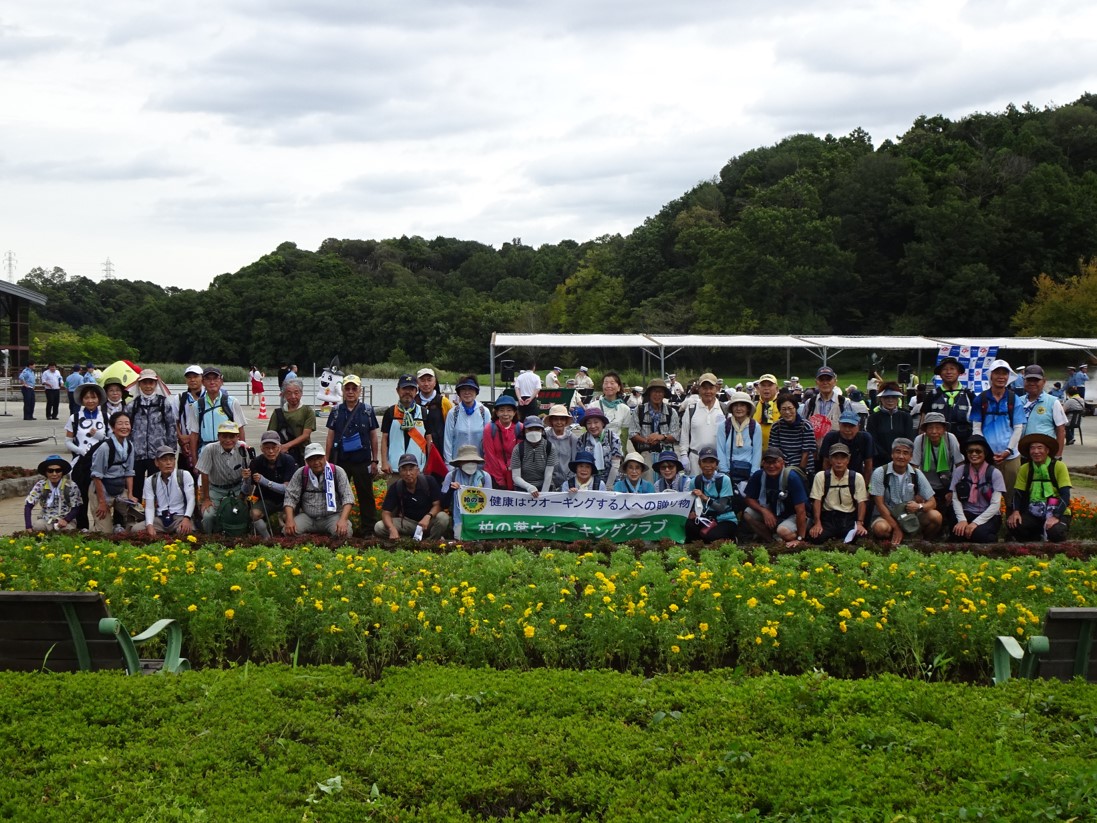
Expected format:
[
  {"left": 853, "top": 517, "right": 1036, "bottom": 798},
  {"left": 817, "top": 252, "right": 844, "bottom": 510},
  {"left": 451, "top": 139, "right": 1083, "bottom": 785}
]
[
  {"left": 102, "top": 257, "right": 115, "bottom": 280},
  {"left": 3, "top": 251, "right": 15, "bottom": 283}
]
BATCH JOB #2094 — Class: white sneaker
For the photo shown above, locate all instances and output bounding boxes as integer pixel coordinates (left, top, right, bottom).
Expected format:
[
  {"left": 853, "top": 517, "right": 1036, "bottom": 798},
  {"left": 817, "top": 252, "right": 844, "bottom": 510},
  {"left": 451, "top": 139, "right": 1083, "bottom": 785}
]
[{"left": 113, "top": 525, "right": 125, "bottom": 535}]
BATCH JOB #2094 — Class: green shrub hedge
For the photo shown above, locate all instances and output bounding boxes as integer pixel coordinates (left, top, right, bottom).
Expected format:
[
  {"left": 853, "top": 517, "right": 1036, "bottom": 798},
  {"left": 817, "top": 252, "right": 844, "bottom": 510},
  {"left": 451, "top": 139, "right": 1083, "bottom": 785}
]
[
  {"left": 1, "top": 665, "right": 1094, "bottom": 821},
  {"left": 4, "top": 536, "right": 1096, "bottom": 679}
]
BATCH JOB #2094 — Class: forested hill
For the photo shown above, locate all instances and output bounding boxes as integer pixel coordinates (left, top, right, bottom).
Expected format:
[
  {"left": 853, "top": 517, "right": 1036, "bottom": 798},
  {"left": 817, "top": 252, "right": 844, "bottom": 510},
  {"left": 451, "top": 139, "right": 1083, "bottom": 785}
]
[{"left": 22, "top": 94, "right": 1097, "bottom": 370}]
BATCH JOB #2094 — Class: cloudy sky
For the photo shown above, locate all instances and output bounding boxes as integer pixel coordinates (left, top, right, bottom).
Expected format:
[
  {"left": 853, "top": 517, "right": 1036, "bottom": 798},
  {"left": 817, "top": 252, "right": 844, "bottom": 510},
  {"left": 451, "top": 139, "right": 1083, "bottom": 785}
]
[{"left": 3, "top": 0, "right": 1096, "bottom": 289}]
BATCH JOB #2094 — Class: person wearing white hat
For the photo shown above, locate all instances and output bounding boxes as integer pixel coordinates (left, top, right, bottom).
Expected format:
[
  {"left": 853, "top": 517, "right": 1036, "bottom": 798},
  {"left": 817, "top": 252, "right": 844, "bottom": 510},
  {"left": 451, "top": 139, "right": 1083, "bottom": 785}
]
[
  {"left": 283, "top": 443, "right": 355, "bottom": 538},
  {"left": 573, "top": 366, "right": 595, "bottom": 399},
  {"left": 126, "top": 368, "right": 178, "bottom": 497},
  {"left": 176, "top": 365, "right": 206, "bottom": 473},
  {"left": 969, "top": 359, "right": 1026, "bottom": 492},
  {"left": 545, "top": 365, "right": 563, "bottom": 389}
]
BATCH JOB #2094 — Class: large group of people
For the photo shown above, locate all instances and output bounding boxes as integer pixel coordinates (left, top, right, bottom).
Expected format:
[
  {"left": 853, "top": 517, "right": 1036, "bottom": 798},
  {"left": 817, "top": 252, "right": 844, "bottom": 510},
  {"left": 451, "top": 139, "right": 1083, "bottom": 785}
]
[{"left": 17, "top": 357, "right": 1089, "bottom": 546}]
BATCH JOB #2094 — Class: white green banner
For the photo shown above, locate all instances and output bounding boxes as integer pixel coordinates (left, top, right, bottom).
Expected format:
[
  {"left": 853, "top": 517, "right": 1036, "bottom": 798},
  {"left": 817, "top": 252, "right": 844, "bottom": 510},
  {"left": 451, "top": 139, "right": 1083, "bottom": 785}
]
[{"left": 454, "top": 487, "right": 694, "bottom": 543}]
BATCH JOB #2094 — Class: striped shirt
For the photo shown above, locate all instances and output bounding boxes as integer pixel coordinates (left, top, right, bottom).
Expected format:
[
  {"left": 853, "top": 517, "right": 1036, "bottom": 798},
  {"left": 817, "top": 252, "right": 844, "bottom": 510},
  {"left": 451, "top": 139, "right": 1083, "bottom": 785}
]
[
  {"left": 509, "top": 440, "right": 556, "bottom": 493},
  {"left": 768, "top": 418, "right": 817, "bottom": 475}
]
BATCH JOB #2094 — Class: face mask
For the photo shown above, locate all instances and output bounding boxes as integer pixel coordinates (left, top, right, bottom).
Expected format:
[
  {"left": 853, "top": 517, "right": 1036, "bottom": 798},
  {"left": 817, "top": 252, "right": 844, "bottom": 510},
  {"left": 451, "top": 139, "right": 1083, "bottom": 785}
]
[
  {"left": 461, "top": 463, "right": 479, "bottom": 475},
  {"left": 526, "top": 431, "right": 543, "bottom": 444}
]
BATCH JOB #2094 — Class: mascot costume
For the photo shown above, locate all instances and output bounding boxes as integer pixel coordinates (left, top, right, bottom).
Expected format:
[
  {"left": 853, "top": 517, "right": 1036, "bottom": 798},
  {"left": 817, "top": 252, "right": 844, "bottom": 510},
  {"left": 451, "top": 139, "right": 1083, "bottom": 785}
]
[{"left": 316, "top": 356, "right": 344, "bottom": 413}]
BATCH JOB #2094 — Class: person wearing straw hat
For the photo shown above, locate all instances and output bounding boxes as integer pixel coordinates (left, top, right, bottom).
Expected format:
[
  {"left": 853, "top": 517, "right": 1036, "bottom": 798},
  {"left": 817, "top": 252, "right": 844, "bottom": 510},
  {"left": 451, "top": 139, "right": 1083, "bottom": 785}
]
[
  {"left": 948, "top": 434, "right": 1005, "bottom": 543},
  {"left": 1006, "top": 432, "right": 1073, "bottom": 543},
  {"left": 24, "top": 455, "right": 82, "bottom": 531},
  {"left": 970, "top": 359, "right": 1026, "bottom": 493},
  {"left": 629, "top": 378, "right": 680, "bottom": 476},
  {"left": 544, "top": 404, "right": 578, "bottom": 490},
  {"left": 442, "top": 443, "right": 492, "bottom": 508},
  {"left": 576, "top": 404, "right": 622, "bottom": 487},
  {"left": 912, "top": 411, "right": 964, "bottom": 529},
  {"left": 614, "top": 453, "right": 656, "bottom": 493},
  {"left": 137, "top": 445, "right": 196, "bottom": 537}
]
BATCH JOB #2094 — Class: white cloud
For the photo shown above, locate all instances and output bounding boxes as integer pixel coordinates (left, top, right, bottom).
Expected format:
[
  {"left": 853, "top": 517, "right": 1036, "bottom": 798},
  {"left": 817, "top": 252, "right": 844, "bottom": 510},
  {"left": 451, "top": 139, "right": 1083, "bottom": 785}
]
[{"left": 1, "top": 0, "right": 1096, "bottom": 289}]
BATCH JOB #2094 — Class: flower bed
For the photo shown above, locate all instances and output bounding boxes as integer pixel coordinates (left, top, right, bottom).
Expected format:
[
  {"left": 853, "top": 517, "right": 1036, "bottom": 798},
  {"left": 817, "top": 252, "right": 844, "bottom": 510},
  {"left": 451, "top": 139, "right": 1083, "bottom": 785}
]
[{"left": 4, "top": 536, "right": 1095, "bottom": 680}]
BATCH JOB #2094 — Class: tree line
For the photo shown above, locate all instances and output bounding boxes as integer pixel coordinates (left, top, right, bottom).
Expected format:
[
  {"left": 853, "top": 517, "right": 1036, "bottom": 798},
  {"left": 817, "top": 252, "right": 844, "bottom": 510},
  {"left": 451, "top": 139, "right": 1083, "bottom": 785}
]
[{"left": 21, "top": 93, "right": 1097, "bottom": 371}]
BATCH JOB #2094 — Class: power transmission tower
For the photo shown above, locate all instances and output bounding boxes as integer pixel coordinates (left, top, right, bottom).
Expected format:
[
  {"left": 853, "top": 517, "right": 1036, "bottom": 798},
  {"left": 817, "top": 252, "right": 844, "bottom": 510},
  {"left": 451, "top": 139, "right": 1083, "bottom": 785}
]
[
  {"left": 102, "top": 257, "right": 115, "bottom": 280},
  {"left": 3, "top": 251, "right": 15, "bottom": 283}
]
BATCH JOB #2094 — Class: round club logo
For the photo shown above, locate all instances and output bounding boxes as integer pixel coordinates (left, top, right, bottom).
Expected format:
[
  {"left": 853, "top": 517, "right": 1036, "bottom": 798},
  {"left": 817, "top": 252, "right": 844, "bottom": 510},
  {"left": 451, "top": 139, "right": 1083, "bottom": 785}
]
[{"left": 461, "top": 487, "right": 487, "bottom": 514}]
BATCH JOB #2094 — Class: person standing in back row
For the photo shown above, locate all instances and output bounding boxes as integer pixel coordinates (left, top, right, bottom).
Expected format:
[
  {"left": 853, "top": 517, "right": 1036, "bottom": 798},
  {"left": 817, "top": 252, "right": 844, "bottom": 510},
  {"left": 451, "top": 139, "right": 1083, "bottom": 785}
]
[{"left": 19, "top": 361, "right": 37, "bottom": 420}]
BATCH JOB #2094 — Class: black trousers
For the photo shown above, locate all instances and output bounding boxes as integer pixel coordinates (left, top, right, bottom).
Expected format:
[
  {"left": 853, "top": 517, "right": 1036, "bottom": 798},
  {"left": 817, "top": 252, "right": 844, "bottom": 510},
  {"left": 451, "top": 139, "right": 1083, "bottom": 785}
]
[
  {"left": 44, "top": 389, "right": 61, "bottom": 420},
  {"left": 338, "top": 459, "right": 376, "bottom": 535},
  {"left": 810, "top": 509, "right": 857, "bottom": 544}
]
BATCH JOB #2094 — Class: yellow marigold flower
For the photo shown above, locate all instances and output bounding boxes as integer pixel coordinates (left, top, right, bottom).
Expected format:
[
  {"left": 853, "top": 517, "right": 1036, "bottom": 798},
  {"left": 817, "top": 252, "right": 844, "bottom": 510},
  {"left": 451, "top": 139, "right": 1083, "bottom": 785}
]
[
  {"left": 669, "top": 603, "right": 679, "bottom": 612},
  {"left": 524, "top": 625, "right": 535, "bottom": 638},
  {"left": 291, "top": 568, "right": 302, "bottom": 576},
  {"left": 747, "top": 597, "right": 758, "bottom": 608},
  {"left": 875, "top": 622, "right": 883, "bottom": 630},
  {"left": 187, "top": 604, "right": 197, "bottom": 612},
  {"left": 214, "top": 562, "right": 223, "bottom": 572},
  {"left": 699, "top": 622, "right": 709, "bottom": 632},
  {"left": 583, "top": 585, "right": 595, "bottom": 596},
  {"left": 838, "top": 608, "right": 852, "bottom": 619},
  {"left": 558, "top": 623, "right": 567, "bottom": 631},
  {"left": 435, "top": 625, "right": 442, "bottom": 633},
  {"left": 186, "top": 535, "right": 197, "bottom": 543},
  {"left": 602, "top": 595, "right": 612, "bottom": 604},
  {"left": 671, "top": 645, "right": 680, "bottom": 653},
  {"left": 839, "top": 620, "right": 847, "bottom": 633},
  {"left": 87, "top": 580, "right": 98, "bottom": 589},
  {"left": 224, "top": 609, "right": 235, "bottom": 619},
  {"left": 860, "top": 611, "right": 870, "bottom": 620},
  {"left": 925, "top": 607, "right": 936, "bottom": 615},
  {"left": 390, "top": 603, "right": 400, "bottom": 613},
  {"left": 230, "top": 585, "right": 241, "bottom": 592}
]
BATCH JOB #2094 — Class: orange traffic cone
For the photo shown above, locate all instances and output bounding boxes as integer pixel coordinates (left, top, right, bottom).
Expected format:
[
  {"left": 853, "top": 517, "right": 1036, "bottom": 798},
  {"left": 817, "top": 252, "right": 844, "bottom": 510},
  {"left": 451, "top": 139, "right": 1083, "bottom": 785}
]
[{"left": 258, "top": 394, "right": 268, "bottom": 420}]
